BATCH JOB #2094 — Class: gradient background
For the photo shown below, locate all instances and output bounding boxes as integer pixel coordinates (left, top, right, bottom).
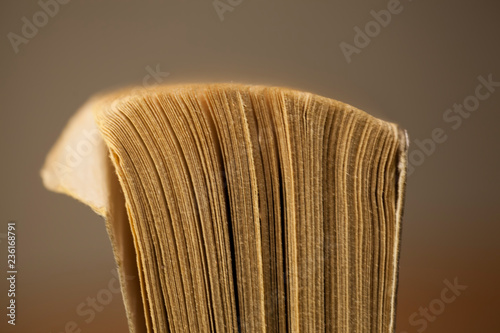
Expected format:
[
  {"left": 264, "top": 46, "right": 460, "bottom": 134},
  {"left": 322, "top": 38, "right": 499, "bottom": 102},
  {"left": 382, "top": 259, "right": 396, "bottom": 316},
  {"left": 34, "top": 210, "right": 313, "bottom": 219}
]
[{"left": 1, "top": 0, "right": 499, "bottom": 332}]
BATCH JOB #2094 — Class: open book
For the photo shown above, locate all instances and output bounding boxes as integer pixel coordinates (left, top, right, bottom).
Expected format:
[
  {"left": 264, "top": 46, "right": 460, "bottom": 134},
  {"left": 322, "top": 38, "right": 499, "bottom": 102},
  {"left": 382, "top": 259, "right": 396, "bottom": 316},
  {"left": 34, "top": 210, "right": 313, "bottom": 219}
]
[{"left": 41, "top": 84, "right": 408, "bottom": 333}]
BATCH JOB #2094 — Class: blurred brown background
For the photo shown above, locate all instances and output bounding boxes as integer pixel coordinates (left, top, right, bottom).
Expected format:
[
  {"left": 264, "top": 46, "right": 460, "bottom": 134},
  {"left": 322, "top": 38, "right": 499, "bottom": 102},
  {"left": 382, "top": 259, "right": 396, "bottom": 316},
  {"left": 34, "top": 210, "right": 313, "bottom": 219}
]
[{"left": 1, "top": 0, "right": 499, "bottom": 332}]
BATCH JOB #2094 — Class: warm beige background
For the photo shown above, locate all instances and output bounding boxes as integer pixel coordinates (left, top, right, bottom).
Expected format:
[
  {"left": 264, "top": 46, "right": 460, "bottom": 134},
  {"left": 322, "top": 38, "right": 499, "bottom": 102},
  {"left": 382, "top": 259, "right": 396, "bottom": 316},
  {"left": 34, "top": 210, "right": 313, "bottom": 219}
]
[{"left": 1, "top": 0, "right": 499, "bottom": 332}]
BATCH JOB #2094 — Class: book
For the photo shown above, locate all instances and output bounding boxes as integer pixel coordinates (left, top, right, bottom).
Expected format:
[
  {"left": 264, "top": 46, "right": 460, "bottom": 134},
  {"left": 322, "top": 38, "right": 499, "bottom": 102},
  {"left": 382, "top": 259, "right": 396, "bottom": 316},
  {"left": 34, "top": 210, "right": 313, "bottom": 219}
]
[{"left": 41, "top": 83, "right": 408, "bottom": 333}]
